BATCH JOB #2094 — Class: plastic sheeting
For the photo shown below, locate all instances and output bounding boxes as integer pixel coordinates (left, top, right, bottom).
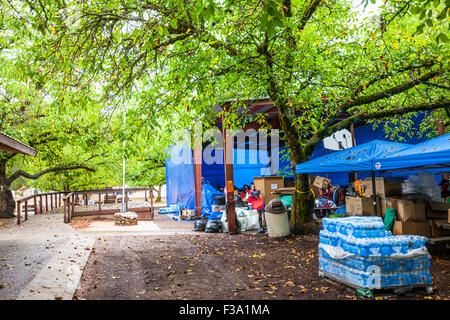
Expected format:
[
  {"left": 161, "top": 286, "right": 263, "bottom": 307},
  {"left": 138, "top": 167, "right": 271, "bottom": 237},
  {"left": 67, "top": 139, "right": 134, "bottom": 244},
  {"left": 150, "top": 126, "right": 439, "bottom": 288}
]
[
  {"left": 165, "top": 142, "right": 196, "bottom": 211},
  {"left": 201, "top": 183, "right": 223, "bottom": 216},
  {"left": 295, "top": 140, "right": 413, "bottom": 174},
  {"left": 373, "top": 133, "right": 450, "bottom": 172}
]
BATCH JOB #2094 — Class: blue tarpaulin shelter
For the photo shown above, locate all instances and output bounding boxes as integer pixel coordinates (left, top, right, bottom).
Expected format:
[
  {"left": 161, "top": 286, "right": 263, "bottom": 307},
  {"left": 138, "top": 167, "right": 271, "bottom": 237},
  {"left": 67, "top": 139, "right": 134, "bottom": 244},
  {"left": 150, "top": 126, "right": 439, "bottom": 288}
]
[
  {"left": 295, "top": 140, "right": 414, "bottom": 174},
  {"left": 373, "top": 134, "right": 450, "bottom": 172},
  {"left": 165, "top": 141, "right": 272, "bottom": 213}
]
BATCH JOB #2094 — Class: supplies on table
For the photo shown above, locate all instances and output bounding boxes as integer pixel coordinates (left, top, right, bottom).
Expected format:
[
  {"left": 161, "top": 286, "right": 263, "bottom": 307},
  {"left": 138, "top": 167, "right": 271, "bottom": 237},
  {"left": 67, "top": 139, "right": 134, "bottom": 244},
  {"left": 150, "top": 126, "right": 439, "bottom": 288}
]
[
  {"left": 315, "top": 197, "right": 335, "bottom": 208},
  {"left": 319, "top": 216, "right": 432, "bottom": 289},
  {"left": 403, "top": 173, "right": 441, "bottom": 202}
]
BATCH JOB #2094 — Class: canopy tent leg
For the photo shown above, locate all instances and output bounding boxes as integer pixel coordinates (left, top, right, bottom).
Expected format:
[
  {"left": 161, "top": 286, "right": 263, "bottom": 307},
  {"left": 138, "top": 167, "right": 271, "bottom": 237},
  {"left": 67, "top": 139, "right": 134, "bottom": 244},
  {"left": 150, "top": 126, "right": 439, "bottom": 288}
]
[{"left": 371, "top": 171, "right": 378, "bottom": 216}]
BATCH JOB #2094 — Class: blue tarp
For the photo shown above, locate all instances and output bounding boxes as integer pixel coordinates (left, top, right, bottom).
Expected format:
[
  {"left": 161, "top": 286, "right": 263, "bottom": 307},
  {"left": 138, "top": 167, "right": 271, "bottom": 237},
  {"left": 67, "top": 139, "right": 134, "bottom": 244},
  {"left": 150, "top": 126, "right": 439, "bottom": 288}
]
[
  {"left": 295, "top": 140, "right": 413, "bottom": 174},
  {"left": 201, "top": 183, "right": 223, "bottom": 216},
  {"left": 374, "top": 133, "right": 450, "bottom": 172}
]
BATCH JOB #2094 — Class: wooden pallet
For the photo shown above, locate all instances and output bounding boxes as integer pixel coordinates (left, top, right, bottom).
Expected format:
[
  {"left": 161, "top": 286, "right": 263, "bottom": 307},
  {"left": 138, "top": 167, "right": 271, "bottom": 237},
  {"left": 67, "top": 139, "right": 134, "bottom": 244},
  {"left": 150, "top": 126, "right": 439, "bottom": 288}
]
[
  {"left": 318, "top": 270, "right": 434, "bottom": 297},
  {"left": 427, "top": 236, "right": 450, "bottom": 245}
]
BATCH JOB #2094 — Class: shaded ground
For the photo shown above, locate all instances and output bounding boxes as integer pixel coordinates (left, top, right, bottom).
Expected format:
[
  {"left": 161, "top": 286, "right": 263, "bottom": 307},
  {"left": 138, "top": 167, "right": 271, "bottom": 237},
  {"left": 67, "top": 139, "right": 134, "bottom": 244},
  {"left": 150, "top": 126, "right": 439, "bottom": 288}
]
[
  {"left": 74, "top": 231, "right": 450, "bottom": 300},
  {"left": 0, "top": 214, "right": 81, "bottom": 300}
]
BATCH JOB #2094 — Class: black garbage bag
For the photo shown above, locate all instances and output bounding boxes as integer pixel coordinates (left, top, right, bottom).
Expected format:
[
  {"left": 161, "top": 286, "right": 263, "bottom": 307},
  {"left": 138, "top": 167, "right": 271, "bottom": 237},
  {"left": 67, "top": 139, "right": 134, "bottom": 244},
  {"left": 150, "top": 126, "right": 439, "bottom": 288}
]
[
  {"left": 193, "top": 216, "right": 208, "bottom": 231},
  {"left": 205, "top": 219, "right": 223, "bottom": 233}
]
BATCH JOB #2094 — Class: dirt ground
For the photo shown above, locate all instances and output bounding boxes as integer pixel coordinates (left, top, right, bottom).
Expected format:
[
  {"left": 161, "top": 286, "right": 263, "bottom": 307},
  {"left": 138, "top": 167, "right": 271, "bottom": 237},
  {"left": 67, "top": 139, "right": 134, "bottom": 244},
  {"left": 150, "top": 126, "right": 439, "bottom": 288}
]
[{"left": 74, "top": 231, "right": 450, "bottom": 300}]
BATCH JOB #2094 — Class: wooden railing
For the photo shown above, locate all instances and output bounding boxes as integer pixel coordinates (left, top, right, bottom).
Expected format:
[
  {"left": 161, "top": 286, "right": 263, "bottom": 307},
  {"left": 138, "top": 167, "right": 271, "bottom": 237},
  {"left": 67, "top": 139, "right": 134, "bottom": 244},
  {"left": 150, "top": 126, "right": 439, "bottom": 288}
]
[
  {"left": 62, "top": 187, "right": 156, "bottom": 223},
  {"left": 15, "top": 191, "right": 69, "bottom": 225},
  {"left": 15, "top": 187, "right": 156, "bottom": 225}
]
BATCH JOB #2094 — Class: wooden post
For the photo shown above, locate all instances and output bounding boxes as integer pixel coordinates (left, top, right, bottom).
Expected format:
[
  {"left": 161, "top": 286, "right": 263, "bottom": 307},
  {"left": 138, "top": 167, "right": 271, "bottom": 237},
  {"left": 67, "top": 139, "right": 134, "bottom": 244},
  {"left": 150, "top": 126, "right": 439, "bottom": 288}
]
[
  {"left": 63, "top": 199, "right": 67, "bottom": 223},
  {"left": 125, "top": 191, "right": 128, "bottom": 211},
  {"left": 144, "top": 190, "right": 148, "bottom": 202},
  {"left": 150, "top": 188, "right": 154, "bottom": 220},
  {"left": 25, "top": 200, "right": 28, "bottom": 221},
  {"left": 33, "top": 195, "right": 37, "bottom": 215},
  {"left": 98, "top": 193, "right": 101, "bottom": 214},
  {"left": 59, "top": 193, "right": 62, "bottom": 207},
  {"left": 51, "top": 194, "right": 54, "bottom": 210},
  {"left": 193, "top": 140, "right": 203, "bottom": 217},
  {"left": 39, "top": 195, "right": 43, "bottom": 214},
  {"left": 223, "top": 126, "right": 236, "bottom": 233},
  {"left": 16, "top": 200, "right": 21, "bottom": 225},
  {"left": 45, "top": 195, "right": 48, "bottom": 212},
  {"left": 71, "top": 194, "right": 75, "bottom": 222}
]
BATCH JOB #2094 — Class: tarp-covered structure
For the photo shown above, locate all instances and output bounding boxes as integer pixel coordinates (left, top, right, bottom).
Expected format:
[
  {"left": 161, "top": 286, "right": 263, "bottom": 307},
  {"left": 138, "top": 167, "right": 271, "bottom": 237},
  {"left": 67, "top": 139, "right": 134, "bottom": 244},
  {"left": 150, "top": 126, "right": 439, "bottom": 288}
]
[
  {"left": 166, "top": 113, "right": 429, "bottom": 212},
  {"left": 373, "top": 133, "right": 450, "bottom": 172},
  {"left": 295, "top": 140, "right": 414, "bottom": 174},
  {"left": 165, "top": 141, "right": 275, "bottom": 214}
]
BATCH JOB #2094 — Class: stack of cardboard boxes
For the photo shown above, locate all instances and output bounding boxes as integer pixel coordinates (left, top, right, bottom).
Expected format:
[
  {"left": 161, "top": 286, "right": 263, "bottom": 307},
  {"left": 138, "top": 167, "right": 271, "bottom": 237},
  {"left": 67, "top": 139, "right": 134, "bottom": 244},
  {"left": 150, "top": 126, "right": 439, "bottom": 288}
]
[{"left": 347, "top": 177, "right": 450, "bottom": 237}]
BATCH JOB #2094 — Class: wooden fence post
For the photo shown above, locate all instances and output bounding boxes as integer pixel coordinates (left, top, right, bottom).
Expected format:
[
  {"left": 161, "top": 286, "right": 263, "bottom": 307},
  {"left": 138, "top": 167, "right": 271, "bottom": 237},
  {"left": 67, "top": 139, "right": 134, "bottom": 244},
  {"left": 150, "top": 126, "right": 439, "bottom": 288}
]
[
  {"left": 16, "top": 200, "right": 21, "bottom": 225},
  {"left": 63, "top": 198, "right": 67, "bottom": 223},
  {"left": 98, "top": 193, "right": 101, "bottom": 214},
  {"left": 33, "top": 195, "right": 37, "bottom": 215},
  {"left": 45, "top": 195, "right": 48, "bottom": 212},
  {"left": 150, "top": 188, "right": 154, "bottom": 220},
  {"left": 24, "top": 200, "right": 28, "bottom": 221},
  {"left": 39, "top": 195, "right": 43, "bottom": 214},
  {"left": 71, "top": 194, "right": 75, "bottom": 222}
]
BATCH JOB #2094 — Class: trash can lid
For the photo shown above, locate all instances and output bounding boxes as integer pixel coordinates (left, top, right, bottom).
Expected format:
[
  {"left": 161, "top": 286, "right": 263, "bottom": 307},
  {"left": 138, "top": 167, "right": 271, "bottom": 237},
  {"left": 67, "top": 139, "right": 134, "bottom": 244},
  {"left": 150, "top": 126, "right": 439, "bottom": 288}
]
[{"left": 265, "top": 199, "right": 287, "bottom": 214}]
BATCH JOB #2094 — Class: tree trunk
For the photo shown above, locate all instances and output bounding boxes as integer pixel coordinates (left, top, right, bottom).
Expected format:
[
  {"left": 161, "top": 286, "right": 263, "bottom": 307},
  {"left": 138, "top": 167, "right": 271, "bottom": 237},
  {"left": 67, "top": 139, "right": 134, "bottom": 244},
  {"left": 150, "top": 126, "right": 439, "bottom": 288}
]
[
  {"left": 290, "top": 172, "right": 320, "bottom": 235},
  {"left": 0, "top": 183, "right": 15, "bottom": 218},
  {"left": 156, "top": 185, "right": 162, "bottom": 202}
]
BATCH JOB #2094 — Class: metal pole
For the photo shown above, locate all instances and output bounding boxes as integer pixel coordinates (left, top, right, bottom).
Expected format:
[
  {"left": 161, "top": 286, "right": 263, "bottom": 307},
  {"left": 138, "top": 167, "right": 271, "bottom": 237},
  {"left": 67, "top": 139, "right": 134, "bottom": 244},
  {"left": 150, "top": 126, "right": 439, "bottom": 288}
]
[
  {"left": 371, "top": 171, "right": 378, "bottom": 216},
  {"left": 121, "top": 111, "right": 126, "bottom": 213}
]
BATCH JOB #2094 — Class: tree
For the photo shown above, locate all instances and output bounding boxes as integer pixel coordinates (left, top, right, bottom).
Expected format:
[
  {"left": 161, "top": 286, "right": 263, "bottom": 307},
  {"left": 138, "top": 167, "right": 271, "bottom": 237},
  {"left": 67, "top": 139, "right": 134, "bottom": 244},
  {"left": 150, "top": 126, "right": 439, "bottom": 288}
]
[
  {"left": 15, "top": 0, "right": 449, "bottom": 233},
  {"left": 0, "top": 2, "right": 120, "bottom": 217}
]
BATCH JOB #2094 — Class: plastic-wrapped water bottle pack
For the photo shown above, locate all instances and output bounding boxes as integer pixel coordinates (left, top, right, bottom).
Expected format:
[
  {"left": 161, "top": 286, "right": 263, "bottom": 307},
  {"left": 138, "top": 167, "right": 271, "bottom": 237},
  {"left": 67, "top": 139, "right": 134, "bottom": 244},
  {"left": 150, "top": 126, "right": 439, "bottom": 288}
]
[
  {"left": 319, "top": 256, "right": 432, "bottom": 288},
  {"left": 322, "top": 216, "right": 387, "bottom": 238},
  {"left": 319, "top": 230, "right": 428, "bottom": 257},
  {"left": 318, "top": 216, "right": 432, "bottom": 289},
  {"left": 318, "top": 246, "right": 430, "bottom": 273}
]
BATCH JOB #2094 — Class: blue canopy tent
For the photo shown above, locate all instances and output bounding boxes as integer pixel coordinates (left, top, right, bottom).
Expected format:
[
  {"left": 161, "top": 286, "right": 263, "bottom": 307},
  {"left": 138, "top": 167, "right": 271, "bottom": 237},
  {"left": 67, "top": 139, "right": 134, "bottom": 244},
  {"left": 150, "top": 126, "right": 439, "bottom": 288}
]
[
  {"left": 295, "top": 140, "right": 415, "bottom": 215},
  {"left": 373, "top": 134, "right": 450, "bottom": 173},
  {"left": 295, "top": 140, "right": 414, "bottom": 174}
]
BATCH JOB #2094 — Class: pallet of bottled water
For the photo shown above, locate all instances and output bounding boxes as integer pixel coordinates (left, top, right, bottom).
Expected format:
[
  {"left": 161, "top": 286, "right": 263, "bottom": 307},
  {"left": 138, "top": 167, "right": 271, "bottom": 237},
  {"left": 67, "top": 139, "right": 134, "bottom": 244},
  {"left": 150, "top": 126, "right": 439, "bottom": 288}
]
[{"left": 318, "top": 217, "right": 433, "bottom": 292}]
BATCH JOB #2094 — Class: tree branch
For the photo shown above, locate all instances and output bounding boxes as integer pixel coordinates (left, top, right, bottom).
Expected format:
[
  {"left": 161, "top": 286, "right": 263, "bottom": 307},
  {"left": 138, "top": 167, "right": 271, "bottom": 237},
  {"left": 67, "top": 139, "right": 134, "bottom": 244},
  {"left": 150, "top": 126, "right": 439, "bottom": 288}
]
[
  {"left": 7, "top": 165, "right": 96, "bottom": 184},
  {"left": 306, "top": 96, "right": 450, "bottom": 155}
]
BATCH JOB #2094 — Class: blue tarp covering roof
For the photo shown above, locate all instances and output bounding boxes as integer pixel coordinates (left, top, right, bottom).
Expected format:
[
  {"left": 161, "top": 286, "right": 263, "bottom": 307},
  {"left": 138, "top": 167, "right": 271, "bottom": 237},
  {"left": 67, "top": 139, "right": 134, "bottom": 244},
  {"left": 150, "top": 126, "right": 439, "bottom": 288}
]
[
  {"left": 295, "top": 140, "right": 413, "bottom": 174},
  {"left": 374, "top": 133, "right": 450, "bottom": 172}
]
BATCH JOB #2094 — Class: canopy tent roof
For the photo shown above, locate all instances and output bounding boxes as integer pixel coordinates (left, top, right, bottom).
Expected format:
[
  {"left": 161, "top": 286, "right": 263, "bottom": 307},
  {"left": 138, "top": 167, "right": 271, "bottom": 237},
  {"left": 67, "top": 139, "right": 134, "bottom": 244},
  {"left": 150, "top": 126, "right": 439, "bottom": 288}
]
[
  {"left": 373, "top": 133, "right": 450, "bottom": 172},
  {"left": 295, "top": 139, "right": 413, "bottom": 174},
  {"left": 0, "top": 132, "right": 37, "bottom": 156}
]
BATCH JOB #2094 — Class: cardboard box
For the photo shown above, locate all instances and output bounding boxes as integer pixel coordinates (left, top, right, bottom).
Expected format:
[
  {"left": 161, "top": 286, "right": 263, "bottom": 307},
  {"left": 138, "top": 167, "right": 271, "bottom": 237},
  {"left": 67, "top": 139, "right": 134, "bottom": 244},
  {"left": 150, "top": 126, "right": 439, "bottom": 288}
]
[
  {"left": 313, "top": 176, "right": 331, "bottom": 190},
  {"left": 363, "top": 177, "right": 403, "bottom": 197},
  {"left": 393, "top": 221, "right": 431, "bottom": 237},
  {"left": 392, "top": 198, "right": 426, "bottom": 222},
  {"left": 429, "top": 219, "right": 450, "bottom": 237},
  {"left": 345, "top": 196, "right": 381, "bottom": 216},
  {"left": 253, "top": 176, "right": 284, "bottom": 204},
  {"left": 426, "top": 200, "right": 450, "bottom": 219}
]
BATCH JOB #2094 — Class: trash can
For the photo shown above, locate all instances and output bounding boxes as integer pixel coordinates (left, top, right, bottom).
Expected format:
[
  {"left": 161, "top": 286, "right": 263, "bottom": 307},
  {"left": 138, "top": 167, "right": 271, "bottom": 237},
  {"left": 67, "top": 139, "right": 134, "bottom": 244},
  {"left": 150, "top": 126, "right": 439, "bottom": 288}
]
[{"left": 265, "top": 199, "right": 290, "bottom": 237}]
